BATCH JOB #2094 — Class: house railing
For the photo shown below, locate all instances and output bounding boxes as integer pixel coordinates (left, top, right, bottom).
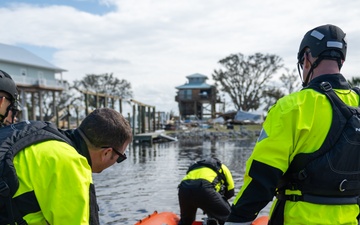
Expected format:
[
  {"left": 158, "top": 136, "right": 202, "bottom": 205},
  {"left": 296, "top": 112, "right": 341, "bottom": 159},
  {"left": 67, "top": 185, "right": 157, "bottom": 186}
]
[{"left": 12, "top": 75, "right": 66, "bottom": 89}]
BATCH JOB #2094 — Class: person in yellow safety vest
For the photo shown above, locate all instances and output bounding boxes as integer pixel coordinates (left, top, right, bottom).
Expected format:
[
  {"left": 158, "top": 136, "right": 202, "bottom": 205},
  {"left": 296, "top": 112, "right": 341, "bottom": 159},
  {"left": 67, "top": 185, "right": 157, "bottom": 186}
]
[
  {"left": 178, "top": 158, "right": 235, "bottom": 225},
  {"left": 10, "top": 108, "right": 132, "bottom": 225},
  {"left": 225, "top": 24, "right": 360, "bottom": 225},
  {"left": 0, "top": 70, "right": 20, "bottom": 127}
]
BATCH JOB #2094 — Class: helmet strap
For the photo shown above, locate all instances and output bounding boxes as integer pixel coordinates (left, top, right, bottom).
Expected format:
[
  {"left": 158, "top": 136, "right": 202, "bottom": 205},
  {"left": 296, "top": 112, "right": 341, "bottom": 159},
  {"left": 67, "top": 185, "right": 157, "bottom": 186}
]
[
  {"left": 297, "top": 63, "right": 303, "bottom": 85},
  {"left": 10, "top": 105, "right": 18, "bottom": 123},
  {"left": 0, "top": 103, "right": 17, "bottom": 126},
  {"left": 0, "top": 109, "right": 9, "bottom": 126},
  {"left": 337, "top": 58, "right": 342, "bottom": 70},
  {"left": 301, "top": 55, "right": 343, "bottom": 87},
  {"left": 302, "top": 57, "right": 320, "bottom": 87},
  {"left": 0, "top": 114, "right": 5, "bottom": 127},
  {"left": 302, "top": 69, "right": 313, "bottom": 87}
]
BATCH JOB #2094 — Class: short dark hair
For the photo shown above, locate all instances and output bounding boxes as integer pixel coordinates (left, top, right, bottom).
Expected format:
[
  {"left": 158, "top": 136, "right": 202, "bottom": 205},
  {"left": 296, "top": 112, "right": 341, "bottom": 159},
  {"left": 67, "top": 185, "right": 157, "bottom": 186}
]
[{"left": 79, "top": 108, "right": 132, "bottom": 149}]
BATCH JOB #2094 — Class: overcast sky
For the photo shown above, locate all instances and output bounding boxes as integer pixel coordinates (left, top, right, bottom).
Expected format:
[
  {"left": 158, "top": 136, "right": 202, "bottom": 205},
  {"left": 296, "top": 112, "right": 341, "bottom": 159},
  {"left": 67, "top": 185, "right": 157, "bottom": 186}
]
[{"left": 1, "top": 0, "right": 360, "bottom": 114}]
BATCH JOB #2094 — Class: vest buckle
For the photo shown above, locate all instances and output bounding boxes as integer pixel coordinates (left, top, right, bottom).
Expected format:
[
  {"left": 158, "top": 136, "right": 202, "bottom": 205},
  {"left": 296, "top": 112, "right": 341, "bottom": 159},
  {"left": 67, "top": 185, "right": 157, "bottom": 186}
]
[
  {"left": 339, "top": 179, "right": 347, "bottom": 192},
  {"left": 320, "top": 82, "right": 332, "bottom": 92}
]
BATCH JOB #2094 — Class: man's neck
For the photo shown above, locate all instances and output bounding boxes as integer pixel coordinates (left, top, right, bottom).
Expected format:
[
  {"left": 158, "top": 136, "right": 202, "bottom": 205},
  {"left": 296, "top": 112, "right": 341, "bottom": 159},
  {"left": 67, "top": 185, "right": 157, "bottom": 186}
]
[{"left": 311, "top": 60, "right": 341, "bottom": 80}]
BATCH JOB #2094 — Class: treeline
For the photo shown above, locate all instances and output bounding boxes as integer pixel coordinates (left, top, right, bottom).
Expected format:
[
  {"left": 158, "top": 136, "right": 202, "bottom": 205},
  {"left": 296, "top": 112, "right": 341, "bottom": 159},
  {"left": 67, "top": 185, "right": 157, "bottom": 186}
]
[
  {"left": 26, "top": 52, "right": 360, "bottom": 120},
  {"left": 212, "top": 52, "right": 360, "bottom": 112}
]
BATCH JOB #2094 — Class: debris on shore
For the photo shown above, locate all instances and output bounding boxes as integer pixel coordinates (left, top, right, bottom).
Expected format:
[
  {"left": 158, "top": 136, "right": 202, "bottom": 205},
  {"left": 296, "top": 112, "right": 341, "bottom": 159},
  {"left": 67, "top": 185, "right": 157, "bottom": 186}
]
[{"left": 167, "top": 125, "right": 261, "bottom": 142}]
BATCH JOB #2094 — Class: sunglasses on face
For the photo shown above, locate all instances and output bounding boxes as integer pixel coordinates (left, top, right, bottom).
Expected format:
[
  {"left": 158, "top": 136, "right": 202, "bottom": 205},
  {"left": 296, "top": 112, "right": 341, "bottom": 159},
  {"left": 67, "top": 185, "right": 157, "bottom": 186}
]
[{"left": 102, "top": 146, "right": 127, "bottom": 163}]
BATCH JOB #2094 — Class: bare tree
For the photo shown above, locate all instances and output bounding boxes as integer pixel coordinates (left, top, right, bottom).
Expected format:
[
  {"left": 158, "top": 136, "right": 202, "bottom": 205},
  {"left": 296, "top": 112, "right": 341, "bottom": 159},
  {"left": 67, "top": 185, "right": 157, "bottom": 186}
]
[
  {"left": 262, "top": 86, "right": 285, "bottom": 112},
  {"left": 212, "top": 53, "right": 283, "bottom": 111},
  {"left": 348, "top": 76, "right": 360, "bottom": 88},
  {"left": 280, "top": 68, "right": 302, "bottom": 94},
  {"left": 73, "top": 73, "right": 133, "bottom": 108},
  {"left": 41, "top": 90, "right": 74, "bottom": 121}
]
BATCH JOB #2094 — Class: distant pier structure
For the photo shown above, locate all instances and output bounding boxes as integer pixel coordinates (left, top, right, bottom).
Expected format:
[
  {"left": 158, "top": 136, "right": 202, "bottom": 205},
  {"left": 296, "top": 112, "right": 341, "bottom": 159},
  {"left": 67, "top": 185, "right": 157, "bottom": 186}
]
[{"left": 175, "top": 73, "right": 221, "bottom": 120}]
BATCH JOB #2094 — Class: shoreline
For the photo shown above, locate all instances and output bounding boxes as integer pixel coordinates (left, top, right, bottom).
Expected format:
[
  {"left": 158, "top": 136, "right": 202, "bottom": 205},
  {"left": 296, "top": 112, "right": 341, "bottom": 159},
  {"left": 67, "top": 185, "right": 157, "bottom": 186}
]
[{"left": 166, "top": 124, "right": 262, "bottom": 141}]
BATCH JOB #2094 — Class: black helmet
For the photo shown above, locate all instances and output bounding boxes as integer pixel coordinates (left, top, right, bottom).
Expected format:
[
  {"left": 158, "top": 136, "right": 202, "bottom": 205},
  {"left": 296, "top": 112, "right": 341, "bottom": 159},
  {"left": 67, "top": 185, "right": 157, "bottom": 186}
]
[
  {"left": 297, "top": 24, "right": 347, "bottom": 63},
  {"left": 0, "top": 70, "right": 18, "bottom": 101}
]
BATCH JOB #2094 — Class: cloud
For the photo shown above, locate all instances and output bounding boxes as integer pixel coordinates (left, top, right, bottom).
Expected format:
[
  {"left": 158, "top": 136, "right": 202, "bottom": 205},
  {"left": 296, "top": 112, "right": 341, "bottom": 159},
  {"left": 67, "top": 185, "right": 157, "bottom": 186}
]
[{"left": 1, "top": 0, "right": 360, "bottom": 114}]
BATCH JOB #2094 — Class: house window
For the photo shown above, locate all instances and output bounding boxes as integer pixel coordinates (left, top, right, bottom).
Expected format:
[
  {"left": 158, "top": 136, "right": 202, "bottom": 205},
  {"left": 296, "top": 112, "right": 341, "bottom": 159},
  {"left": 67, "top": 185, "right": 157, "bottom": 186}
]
[
  {"left": 38, "top": 71, "right": 44, "bottom": 78},
  {"left": 185, "top": 90, "right": 192, "bottom": 99},
  {"left": 179, "top": 90, "right": 192, "bottom": 100},
  {"left": 20, "top": 68, "right": 27, "bottom": 76}
]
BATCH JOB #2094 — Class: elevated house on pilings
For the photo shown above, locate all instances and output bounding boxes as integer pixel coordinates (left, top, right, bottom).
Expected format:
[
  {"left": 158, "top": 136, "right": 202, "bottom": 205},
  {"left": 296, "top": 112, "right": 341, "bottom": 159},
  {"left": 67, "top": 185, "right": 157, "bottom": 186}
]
[
  {"left": 0, "top": 43, "right": 161, "bottom": 133},
  {"left": 175, "top": 73, "right": 221, "bottom": 120},
  {"left": 0, "top": 43, "right": 67, "bottom": 121}
]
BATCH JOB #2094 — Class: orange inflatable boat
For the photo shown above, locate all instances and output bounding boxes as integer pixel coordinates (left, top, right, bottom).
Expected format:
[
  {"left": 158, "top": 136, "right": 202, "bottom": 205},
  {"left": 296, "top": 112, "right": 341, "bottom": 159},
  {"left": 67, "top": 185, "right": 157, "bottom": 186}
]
[
  {"left": 134, "top": 211, "right": 268, "bottom": 225},
  {"left": 251, "top": 216, "right": 269, "bottom": 225},
  {"left": 134, "top": 211, "right": 179, "bottom": 225}
]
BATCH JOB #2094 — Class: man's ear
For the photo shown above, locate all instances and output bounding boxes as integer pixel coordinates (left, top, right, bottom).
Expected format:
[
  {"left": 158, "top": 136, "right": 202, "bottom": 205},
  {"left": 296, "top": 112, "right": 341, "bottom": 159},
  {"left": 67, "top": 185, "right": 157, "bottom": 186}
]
[
  {"left": 304, "top": 52, "right": 312, "bottom": 69},
  {"left": 101, "top": 147, "right": 112, "bottom": 162}
]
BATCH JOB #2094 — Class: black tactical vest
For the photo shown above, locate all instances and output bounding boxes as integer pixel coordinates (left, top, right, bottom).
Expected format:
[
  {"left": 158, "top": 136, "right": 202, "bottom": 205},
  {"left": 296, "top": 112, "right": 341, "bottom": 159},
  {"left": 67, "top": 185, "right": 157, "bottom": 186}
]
[
  {"left": 280, "top": 82, "right": 360, "bottom": 201},
  {"left": 0, "top": 121, "right": 73, "bottom": 225}
]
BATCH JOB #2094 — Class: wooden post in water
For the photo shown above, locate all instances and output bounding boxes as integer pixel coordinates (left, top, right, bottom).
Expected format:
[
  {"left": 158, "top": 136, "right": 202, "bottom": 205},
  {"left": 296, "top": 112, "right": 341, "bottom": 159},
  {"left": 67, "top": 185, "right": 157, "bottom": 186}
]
[
  {"left": 147, "top": 107, "right": 151, "bottom": 132},
  {"left": 130, "top": 99, "right": 156, "bottom": 134},
  {"left": 132, "top": 104, "right": 136, "bottom": 135},
  {"left": 157, "top": 111, "right": 160, "bottom": 130},
  {"left": 141, "top": 106, "right": 146, "bottom": 133},
  {"left": 137, "top": 105, "right": 141, "bottom": 134},
  {"left": 152, "top": 107, "right": 156, "bottom": 131}
]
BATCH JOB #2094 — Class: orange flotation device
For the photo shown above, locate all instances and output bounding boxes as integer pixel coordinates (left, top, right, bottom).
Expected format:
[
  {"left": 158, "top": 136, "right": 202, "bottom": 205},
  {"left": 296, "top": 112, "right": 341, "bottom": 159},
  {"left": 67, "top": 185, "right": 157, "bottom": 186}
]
[
  {"left": 251, "top": 216, "right": 269, "bottom": 225},
  {"left": 134, "top": 211, "right": 180, "bottom": 225},
  {"left": 134, "top": 211, "right": 268, "bottom": 225}
]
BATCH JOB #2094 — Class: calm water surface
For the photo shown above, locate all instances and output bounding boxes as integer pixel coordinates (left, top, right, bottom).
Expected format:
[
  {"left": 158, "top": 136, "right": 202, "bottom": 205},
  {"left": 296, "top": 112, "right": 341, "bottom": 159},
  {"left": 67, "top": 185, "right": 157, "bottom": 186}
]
[{"left": 93, "top": 139, "right": 271, "bottom": 225}]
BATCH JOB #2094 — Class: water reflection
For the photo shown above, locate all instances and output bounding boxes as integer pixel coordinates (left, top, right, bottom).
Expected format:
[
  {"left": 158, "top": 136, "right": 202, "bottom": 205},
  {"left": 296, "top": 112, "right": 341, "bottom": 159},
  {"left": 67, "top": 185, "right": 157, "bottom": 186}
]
[{"left": 93, "top": 139, "right": 269, "bottom": 225}]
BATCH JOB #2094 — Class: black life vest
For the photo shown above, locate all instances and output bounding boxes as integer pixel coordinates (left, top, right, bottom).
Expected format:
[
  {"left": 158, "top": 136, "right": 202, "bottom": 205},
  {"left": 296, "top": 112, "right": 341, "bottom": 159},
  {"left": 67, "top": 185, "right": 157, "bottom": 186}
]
[
  {"left": 0, "top": 121, "right": 73, "bottom": 225},
  {"left": 279, "top": 81, "right": 360, "bottom": 203},
  {"left": 187, "top": 158, "right": 228, "bottom": 194},
  {"left": 269, "top": 82, "right": 360, "bottom": 225}
]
